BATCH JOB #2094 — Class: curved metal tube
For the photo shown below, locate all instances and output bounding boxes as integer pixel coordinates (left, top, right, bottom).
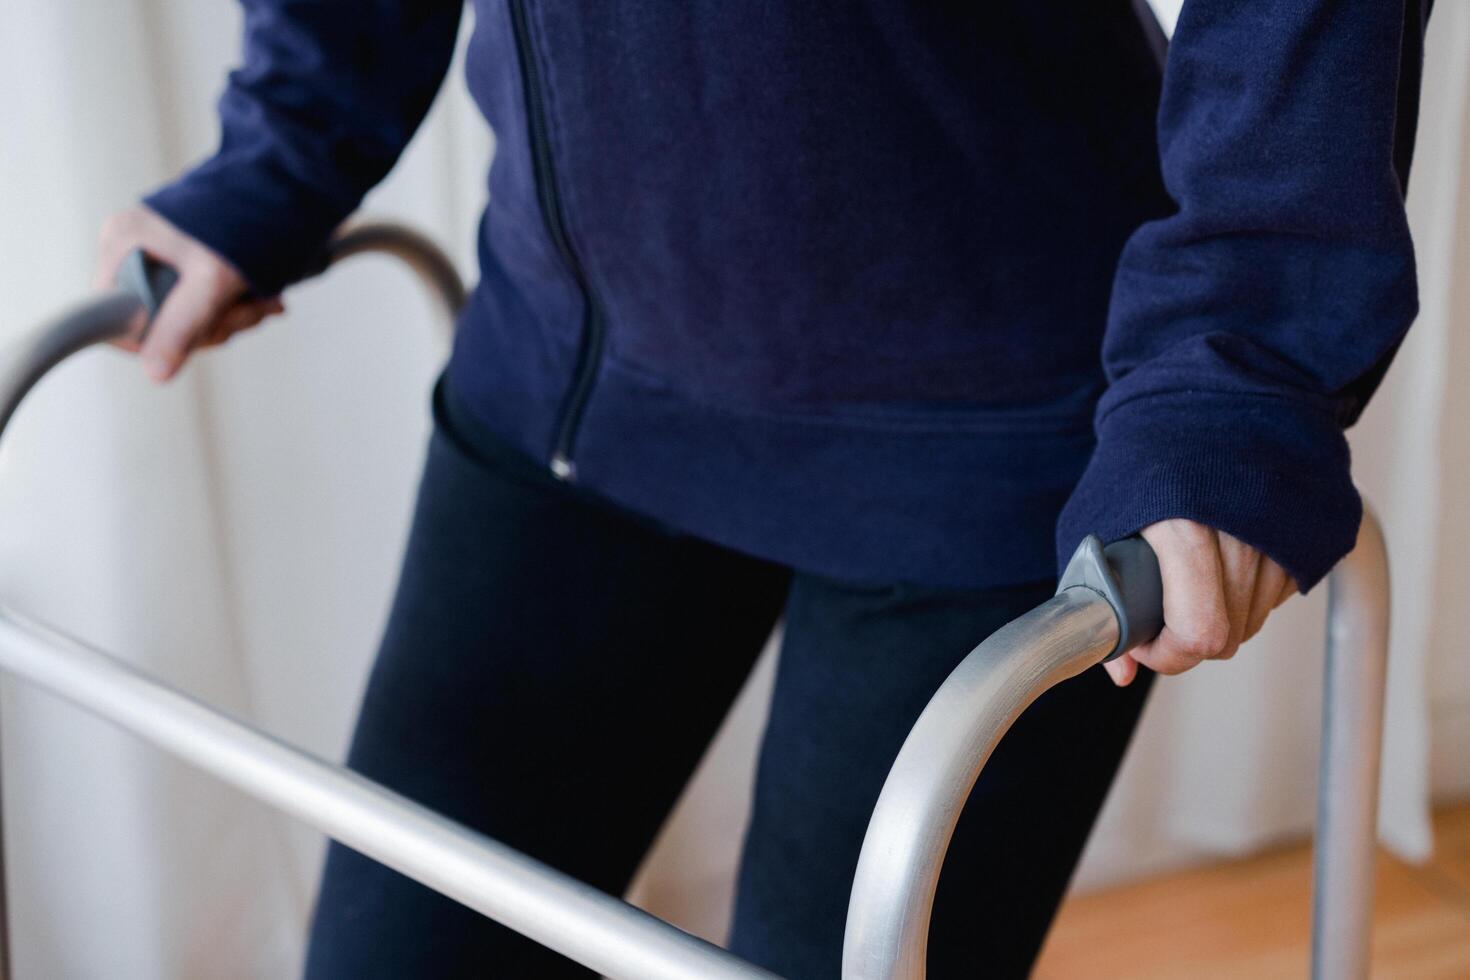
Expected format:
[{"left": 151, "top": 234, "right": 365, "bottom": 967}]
[
  {"left": 0, "top": 221, "right": 466, "bottom": 447},
  {"left": 842, "top": 591, "right": 1120, "bottom": 980},
  {"left": 0, "top": 227, "right": 779, "bottom": 980},
  {"left": 1312, "top": 507, "right": 1390, "bottom": 980},
  {"left": 844, "top": 510, "right": 1392, "bottom": 980},
  {"left": 0, "top": 608, "right": 777, "bottom": 980},
  {"left": 327, "top": 219, "right": 467, "bottom": 319},
  {"left": 0, "top": 292, "right": 144, "bottom": 439},
  {"left": 0, "top": 221, "right": 466, "bottom": 980}
]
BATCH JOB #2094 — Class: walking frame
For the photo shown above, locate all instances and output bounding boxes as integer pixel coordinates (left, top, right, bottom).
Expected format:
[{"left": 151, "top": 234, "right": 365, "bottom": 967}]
[{"left": 0, "top": 226, "right": 1391, "bottom": 979}]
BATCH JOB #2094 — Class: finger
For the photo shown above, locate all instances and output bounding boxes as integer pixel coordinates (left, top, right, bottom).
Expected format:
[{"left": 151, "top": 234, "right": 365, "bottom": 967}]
[
  {"left": 209, "top": 296, "right": 284, "bottom": 348},
  {"left": 244, "top": 295, "right": 286, "bottom": 329},
  {"left": 139, "top": 266, "right": 238, "bottom": 381},
  {"left": 1217, "top": 533, "right": 1262, "bottom": 658},
  {"left": 118, "top": 274, "right": 262, "bottom": 356},
  {"left": 1129, "top": 521, "right": 1231, "bottom": 675},
  {"left": 1104, "top": 653, "right": 1138, "bottom": 687},
  {"left": 210, "top": 300, "right": 274, "bottom": 346},
  {"left": 1275, "top": 574, "right": 1299, "bottom": 609},
  {"left": 196, "top": 299, "right": 266, "bottom": 349},
  {"left": 1244, "top": 558, "right": 1288, "bottom": 641},
  {"left": 194, "top": 305, "right": 253, "bottom": 351}
]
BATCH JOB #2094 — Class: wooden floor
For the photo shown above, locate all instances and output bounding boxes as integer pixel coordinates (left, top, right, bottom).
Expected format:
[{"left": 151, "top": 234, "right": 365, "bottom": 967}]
[{"left": 1034, "top": 802, "right": 1470, "bottom": 979}]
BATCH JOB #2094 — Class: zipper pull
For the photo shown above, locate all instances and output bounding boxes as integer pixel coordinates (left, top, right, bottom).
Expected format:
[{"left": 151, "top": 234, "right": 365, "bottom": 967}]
[{"left": 550, "top": 452, "right": 577, "bottom": 481}]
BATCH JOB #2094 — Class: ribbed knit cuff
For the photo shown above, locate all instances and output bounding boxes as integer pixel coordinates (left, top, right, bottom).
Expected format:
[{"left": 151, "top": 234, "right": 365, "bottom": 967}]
[{"left": 1055, "top": 392, "right": 1361, "bottom": 592}]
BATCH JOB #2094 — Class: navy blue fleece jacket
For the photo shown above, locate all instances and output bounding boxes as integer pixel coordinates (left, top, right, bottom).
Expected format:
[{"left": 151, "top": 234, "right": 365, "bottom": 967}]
[{"left": 146, "top": 1, "right": 1430, "bottom": 591}]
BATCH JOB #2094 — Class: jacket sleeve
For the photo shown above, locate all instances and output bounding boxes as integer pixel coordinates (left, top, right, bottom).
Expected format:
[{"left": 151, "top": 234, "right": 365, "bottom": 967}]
[
  {"left": 1055, "top": 0, "right": 1432, "bottom": 591},
  {"left": 144, "top": 0, "right": 464, "bottom": 295}
]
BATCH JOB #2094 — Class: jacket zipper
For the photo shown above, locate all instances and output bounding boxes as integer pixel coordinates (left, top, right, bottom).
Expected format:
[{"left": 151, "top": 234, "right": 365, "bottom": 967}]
[{"left": 509, "top": 0, "right": 604, "bottom": 481}]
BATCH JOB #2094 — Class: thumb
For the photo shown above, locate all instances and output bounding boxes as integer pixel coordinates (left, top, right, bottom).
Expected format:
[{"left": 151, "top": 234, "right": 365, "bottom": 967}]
[{"left": 139, "top": 267, "right": 238, "bottom": 381}]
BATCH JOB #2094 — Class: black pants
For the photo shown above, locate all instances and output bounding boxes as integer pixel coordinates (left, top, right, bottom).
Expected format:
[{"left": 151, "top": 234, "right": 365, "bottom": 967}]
[{"left": 303, "top": 381, "right": 1154, "bottom": 979}]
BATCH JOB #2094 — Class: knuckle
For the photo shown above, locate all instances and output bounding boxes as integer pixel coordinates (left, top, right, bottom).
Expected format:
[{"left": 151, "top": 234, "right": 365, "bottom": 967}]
[
  {"left": 193, "top": 259, "right": 239, "bottom": 296},
  {"left": 1154, "top": 656, "right": 1192, "bottom": 675},
  {"left": 1179, "top": 521, "right": 1213, "bottom": 544},
  {"left": 188, "top": 258, "right": 225, "bottom": 288},
  {"left": 1181, "top": 616, "right": 1231, "bottom": 660}
]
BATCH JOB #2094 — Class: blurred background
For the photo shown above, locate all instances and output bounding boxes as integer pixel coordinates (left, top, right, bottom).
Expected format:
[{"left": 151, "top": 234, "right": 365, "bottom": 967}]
[{"left": 0, "top": 1, "right": 1465, "bottom": 977}]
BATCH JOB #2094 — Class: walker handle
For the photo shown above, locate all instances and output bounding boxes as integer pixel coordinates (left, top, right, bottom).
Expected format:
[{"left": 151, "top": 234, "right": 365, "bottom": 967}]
[
  {"left": 1056, "top": 534, "right": 1164, "bottom": 661},
  {"left": 0, "top": 250, "right": 179, "bottom": 439},
  {"left": 114, "top": 249, "right": 179, "bottom": 330},
  {"left": 0, "top": 220, "right": 465, "bottom": 447}
]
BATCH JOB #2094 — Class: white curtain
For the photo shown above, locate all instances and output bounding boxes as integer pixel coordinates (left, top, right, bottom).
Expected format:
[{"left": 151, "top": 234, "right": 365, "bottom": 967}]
[{"left": 0, "top": 2, "right": 1464, "bottom": 976}]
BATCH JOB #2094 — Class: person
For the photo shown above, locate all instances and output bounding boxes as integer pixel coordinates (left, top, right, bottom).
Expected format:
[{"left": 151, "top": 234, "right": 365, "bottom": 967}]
[{"left": 94, "top": 1, "right": 1431, "bottom": 976}]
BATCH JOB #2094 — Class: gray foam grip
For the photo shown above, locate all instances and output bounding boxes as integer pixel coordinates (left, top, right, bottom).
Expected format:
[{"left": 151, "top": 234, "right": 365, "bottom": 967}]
[
  {"left": 115, "top": 249, "right": 179, "bottom": 333},
  {"left": 1057, "top": 534, "right": 1165, "bottom": 660}
]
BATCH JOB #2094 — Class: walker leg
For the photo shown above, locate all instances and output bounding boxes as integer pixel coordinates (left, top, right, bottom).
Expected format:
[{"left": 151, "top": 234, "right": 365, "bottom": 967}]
[{"left": 1311, "top": 510, "right": 1390, "bottom": 980}]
